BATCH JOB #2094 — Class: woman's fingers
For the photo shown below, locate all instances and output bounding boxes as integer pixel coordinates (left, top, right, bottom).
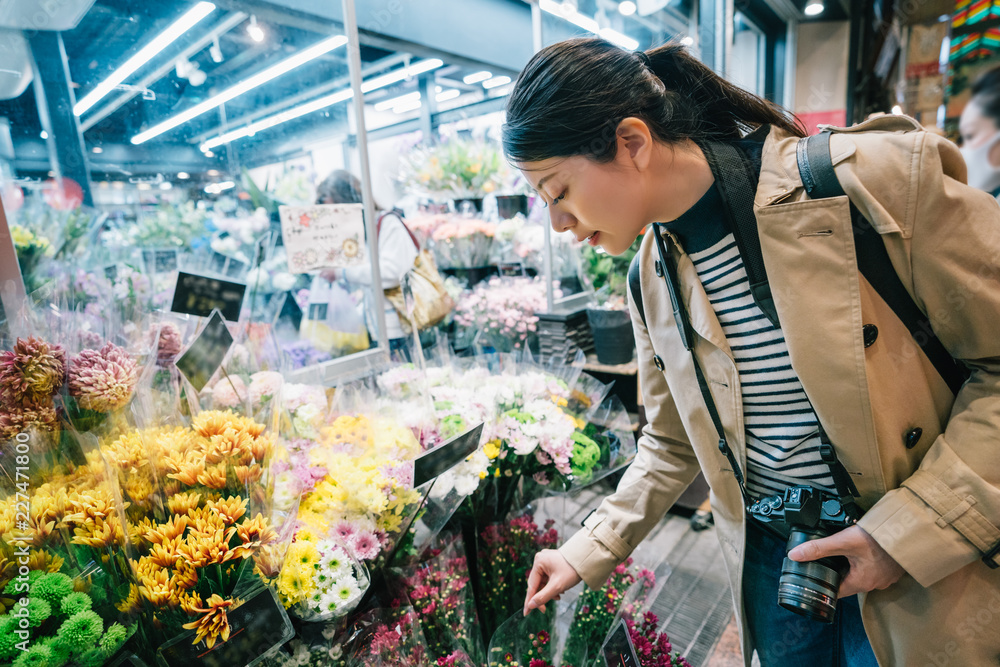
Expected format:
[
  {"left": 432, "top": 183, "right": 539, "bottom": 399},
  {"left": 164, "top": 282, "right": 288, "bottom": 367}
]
[{"left": 523, "top": 550, "right": 582, "bottom": 616}]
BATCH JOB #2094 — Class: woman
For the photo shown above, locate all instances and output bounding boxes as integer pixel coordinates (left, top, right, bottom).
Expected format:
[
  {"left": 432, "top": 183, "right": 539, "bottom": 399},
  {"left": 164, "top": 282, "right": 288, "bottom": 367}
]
[
  {"left": 315, "top": 170, "right": 417, "bottom": 354},
  {"left": 959, "top": 65, "right": 1000, "bottom": 199},
  {"left": 509, "top": 38, "right": 1000, "bottom": 666}
]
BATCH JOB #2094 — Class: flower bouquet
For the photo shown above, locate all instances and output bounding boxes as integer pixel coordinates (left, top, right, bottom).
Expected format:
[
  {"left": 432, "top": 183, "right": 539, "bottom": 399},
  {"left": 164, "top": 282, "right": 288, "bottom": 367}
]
[
  {"left": 398, "top": 138, "right": 506, "bottom": 200},
  {"left": 395, "top": 535, "right": 485, "bottom": 664},
  {"left": 430, "top": 217, "right": 496, "bottom": 270},
  {"left": 453, "top": 277, "right": 555, "bottom": 353},
  {"left": 10, "top": 224, "right": 54, "bottom": 294}
]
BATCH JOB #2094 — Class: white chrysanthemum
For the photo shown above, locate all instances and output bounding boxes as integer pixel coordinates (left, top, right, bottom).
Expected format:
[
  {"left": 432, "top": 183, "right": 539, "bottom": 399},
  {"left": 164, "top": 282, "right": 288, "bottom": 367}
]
[{"left": 332, "top": 575, "right": 362, "bottom": 604}]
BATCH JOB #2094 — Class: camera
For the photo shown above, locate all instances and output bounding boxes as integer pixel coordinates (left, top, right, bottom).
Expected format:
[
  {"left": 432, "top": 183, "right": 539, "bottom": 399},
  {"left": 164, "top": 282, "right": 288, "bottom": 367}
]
[{"left": 747, "top": 486, "right": 860, "bottom": 623}]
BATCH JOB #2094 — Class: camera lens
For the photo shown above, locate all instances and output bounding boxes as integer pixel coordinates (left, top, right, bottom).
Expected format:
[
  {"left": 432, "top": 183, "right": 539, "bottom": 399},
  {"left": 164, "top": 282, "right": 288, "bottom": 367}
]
[{"left": 777, "top": 529, "right": 848, "bottom": 624}]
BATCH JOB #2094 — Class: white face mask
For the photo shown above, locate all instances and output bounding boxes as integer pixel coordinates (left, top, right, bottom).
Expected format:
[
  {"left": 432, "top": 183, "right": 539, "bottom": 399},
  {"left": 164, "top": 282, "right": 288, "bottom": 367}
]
[{"left": 961, "top": 132, "right": 1000, "bottom": 194}]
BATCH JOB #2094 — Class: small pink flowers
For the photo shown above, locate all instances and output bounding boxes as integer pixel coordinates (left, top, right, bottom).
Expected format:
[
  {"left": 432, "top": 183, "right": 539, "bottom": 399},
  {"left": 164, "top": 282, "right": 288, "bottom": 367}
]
[{"left": 67, "top": 342, "right": 138, "bottom": 413}]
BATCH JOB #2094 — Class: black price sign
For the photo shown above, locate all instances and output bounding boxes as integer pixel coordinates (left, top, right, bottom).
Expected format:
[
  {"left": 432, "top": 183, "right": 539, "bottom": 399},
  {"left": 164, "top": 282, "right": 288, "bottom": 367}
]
[
  {"left": 602, "top": 619, "right": 640, "bottom": 667},
  {"left": 143, "top": 248, "right": 179, "bottom": 274},
  {"left": 273, "top": 291, "right": 303, "bottom": 330},
  {"left": 156, "top": 588, "right": 293, "bottom": 667},
  {"left": 175, "top": 311, "right": 234, "bottom": 393},
  {"left": 209, "top": 251, "right": 249, "bottom": 279},
  {"left": 307, "top": 303, "right": 327, "bottom": 321},
  {"left": 171, "top": 271, "right": 246, "bottom": 321},
  {"left": 103, "top": 263, "right": 121, "bottom": 281},
  {"left": 413, "top": 422, "right": 484, "bottom": 487}
]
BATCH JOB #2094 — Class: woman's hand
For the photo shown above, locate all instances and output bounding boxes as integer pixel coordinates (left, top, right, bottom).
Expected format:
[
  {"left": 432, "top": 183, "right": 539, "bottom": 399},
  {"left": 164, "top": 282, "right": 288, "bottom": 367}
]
[
  {"left": 787, "top": 525, "right": 905, "bottom": 597},
  {"left": 523, "top": 549, "right": 582, "bottom": 616}
]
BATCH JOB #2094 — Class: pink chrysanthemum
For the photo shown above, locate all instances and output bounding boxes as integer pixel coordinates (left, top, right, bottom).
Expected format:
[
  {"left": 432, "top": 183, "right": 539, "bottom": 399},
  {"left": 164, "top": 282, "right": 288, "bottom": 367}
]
[
  {"left": 211, "top": 376, "right": 247, "bottom": 409},
  {"left": 156, "top": 323, "right": 183, "bottom": 366},
  {"left": 249, "top": 371, "right": 283, "bottom": 405},
  {"left": 0, "top": 337, "right": 66, "bottom": 405},
  {"left": 349, "top": 531, "right": 381, "bottom": 561},
  {"left": 67, "top": 343, "right": 139, "bottom": 413},
  {"left": 0, "top": 402, "right": 59, "bottom": 439}
]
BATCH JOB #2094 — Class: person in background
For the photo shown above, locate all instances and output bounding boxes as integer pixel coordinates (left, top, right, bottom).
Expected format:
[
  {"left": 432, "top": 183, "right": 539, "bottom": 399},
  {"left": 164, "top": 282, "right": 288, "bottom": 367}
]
[
  {"left": 315, "top": 170, "right": 418, "bottom": 354},
  {"left": 959, "top": 65, "right": 1000, "bottom": 199}
]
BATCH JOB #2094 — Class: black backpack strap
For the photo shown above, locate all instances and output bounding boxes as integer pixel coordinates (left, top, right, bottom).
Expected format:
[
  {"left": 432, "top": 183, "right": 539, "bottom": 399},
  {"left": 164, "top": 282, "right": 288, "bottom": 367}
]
[
  {"left": 628, "top": 252, "right": 645, "bottom": 328},
  {"left": 700, "top": 140, "right": 780, "bottom": 328},
  {"left": 797, "top": 132, "right": 968, "bottom": 395}
]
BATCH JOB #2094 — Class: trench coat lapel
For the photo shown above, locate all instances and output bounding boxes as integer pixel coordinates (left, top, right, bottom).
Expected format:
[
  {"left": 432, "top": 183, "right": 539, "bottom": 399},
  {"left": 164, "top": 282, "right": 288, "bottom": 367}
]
[{"left": 752, "top": 195, "right": 884, "bottom": 502}]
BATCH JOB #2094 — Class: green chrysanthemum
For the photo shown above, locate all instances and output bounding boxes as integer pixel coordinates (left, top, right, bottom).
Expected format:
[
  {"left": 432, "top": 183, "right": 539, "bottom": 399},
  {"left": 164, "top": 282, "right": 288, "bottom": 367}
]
[
  {"left": 41, "top": 637, "right": 71, "bottom": 667},
  {"left": 33, "top": 572, "right": 73, "bottom": 605},
  {"left": 99, "top": 622, "right": 130, "bottom": 657},
  {"left": 12, "top": 643, "right": 52, "bottom": 667},
  {"left": 78, "top": 647, "right": 106, "bottom": 667},
  {"left": 60, "top": 591, "right": 92, "bottom": 617},
  {"left": 0, "top": 616, "right": 22, "bottom": 660},
  {"left": 56, "top": 610, "right": 103, "bottom": 652},
  {"left": 26, "top": 597, "right": 51, "bottom": 627}
]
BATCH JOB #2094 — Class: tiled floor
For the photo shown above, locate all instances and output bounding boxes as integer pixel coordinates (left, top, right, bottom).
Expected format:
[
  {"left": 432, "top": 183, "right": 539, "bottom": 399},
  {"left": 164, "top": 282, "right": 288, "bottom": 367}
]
[{"left": 534, "top": 484, "right": 746, "bottom": 667}]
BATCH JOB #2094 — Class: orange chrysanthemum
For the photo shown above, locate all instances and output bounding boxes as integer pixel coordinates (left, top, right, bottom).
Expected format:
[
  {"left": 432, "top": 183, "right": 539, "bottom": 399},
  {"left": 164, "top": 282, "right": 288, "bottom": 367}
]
[
  {"left": 167, "top": 491, "right": 203, "bottom": 516},
  {"left": 182, "top": 594, "right": 240, "bottom": 649},
  {"left": 207, "top": 496, "right": 247, "bottom": 525},
  {"left": 144, "top": 514, "right": 189, "bottom": 545},
  {"left": 197, "top": 463, "right": 228, "bottom": 490},
  {"left": 234, "top": 464, "right": 263, "bottom": 485}
]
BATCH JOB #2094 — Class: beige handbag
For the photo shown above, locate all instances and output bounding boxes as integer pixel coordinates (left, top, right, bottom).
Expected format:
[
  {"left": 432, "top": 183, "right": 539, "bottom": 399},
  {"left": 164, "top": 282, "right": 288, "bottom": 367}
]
[{"left": 379, "top": 210, "right": 454, "bottom": 332}]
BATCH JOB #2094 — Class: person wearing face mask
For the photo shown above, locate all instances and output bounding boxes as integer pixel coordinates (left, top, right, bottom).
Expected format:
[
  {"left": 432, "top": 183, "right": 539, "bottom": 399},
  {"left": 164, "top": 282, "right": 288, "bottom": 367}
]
[{"left": 959, "top": 66, "right": 1000, "bottom": 199}]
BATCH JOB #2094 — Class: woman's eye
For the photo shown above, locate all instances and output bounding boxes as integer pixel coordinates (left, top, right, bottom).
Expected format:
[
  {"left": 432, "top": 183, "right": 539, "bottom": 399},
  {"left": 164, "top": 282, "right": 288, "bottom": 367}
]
[{"left": 552, "top": 191, "right": 566, "bottom": 205}]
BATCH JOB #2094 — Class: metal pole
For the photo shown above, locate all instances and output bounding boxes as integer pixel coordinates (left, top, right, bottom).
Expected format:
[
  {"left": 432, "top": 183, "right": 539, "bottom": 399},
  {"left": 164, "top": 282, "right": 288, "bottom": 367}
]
[
  {"left": 0, "top": 196, "right": 25, "bottom": 323},
  {"left": 531, "top": 0, "right": 556, "bottom": 313},
  {"left": 342, "top": 0, "right": 388, "bottom": 351}
]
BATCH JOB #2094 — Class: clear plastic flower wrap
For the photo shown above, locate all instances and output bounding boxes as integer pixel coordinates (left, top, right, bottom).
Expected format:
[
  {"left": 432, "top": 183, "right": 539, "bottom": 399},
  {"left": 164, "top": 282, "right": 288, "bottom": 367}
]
[{"left": 391, "top": 534, "right": 485, "bottom": 664}]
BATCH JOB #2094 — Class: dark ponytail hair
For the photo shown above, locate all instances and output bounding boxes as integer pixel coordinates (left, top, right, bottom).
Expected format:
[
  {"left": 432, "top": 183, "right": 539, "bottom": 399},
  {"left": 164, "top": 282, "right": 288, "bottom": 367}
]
[{"left": 503, "top": 38, "right": 805, "bottom": 164}]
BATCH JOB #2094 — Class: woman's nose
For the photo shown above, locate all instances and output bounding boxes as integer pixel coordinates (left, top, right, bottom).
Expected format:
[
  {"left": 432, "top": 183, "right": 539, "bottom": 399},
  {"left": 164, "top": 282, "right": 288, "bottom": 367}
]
[{"left": 549, "top": 209, "right": 575, "bottom": 233}]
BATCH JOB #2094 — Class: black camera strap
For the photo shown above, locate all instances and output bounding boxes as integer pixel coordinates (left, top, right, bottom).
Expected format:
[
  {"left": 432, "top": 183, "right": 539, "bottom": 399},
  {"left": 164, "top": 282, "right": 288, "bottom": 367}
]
[
  {"left": 652, "top": 225, "right": 752, "bottom": 508},
  {"left": 648, "top": 134, "right": 862, "bottom": 508}
]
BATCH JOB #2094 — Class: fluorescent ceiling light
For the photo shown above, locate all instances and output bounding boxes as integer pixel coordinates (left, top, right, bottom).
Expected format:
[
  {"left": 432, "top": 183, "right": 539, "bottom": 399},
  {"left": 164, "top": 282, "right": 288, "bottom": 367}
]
[
  {"left": 540, "top": 0, "right": 598, "bottom": 32},
  {"left": 198, "top": 59, "right": 444, "bottom": 151},
  {"left": 804, "top": 1, "right": 824, "bottom": 16},
  {"left": 463, "top": 70, "right": 492, "bottom": 84},
  {"left": 205, "top": 180, "right": 235, "bottom": 194},
  {"left": 599, "top": 28, "right": 639, "bottom": 50},
  {"left": 131, "top": 33, "right": 348, "bottom": 145},
  {"left": 436, "top": 89, "right": 461, "bottom": 102},
  {"left": 40, "top": 130, "right": 48, "bottom": 139},
  {"left": 483, "top": 75, "right": 512, "bottom": 89},
  {"left": 618, "top": 1, "right": 637, "bottom": 16},
  {"left": 246, "top": 15, "right": 264, "bottom": 42},
  {"left": 375, "top": 91, "right": 420, "bottom": 112},
  {"left": 680, "top": 35, "right": 694, "bottom": 46},
  {"left": 177, "top": 172, "right": 190, "bottom": 179},
  {"left": 393, "top": 99, "right": 422, "bottom": 114},
  {"left": 539, "top": 0, "right": 637, "bottom": 50},
  {"left": 75, "top": 2, "right": 216, "bottom": 116}
]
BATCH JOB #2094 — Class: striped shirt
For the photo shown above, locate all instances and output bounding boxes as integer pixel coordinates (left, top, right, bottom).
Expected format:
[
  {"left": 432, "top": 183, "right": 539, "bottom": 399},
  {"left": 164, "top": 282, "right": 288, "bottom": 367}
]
[{"left": 665, "top": 184, "right": 836, "bottom": 499}]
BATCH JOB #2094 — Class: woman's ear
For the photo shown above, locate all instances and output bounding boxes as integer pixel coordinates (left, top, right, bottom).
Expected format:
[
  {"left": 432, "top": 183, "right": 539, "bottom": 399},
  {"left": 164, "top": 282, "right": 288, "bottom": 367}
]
[{"left": 616, "top": 117, "right": 653, "bottom": 171}]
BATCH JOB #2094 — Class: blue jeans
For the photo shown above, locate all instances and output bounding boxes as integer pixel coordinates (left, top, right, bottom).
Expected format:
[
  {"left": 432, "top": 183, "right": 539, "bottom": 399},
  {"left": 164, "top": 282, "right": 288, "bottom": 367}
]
[{"left": 743, "top": 519, "right": 878, "bottom": 667}]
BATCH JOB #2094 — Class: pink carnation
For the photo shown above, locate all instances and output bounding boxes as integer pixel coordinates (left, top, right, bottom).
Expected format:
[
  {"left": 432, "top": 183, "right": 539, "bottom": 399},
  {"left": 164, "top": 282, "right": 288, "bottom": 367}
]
[
  {"left": 211, "top": 375, "right": 247, "bottom": 408},
  {"left": 249, "top": 371, "right": 283, "bottom": 405},
  {"left": 67, "top": 343, "right": 139, "bottom": 413}
]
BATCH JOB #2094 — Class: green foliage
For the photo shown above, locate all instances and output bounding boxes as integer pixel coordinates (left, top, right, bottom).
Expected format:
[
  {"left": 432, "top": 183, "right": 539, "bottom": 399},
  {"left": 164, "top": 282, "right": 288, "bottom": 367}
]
[
  {"left": 99, "top": 621, "right": 131, "bottom": 657},
  {"left": 582, "top": 233, "right": 643, "bottom": 303}
]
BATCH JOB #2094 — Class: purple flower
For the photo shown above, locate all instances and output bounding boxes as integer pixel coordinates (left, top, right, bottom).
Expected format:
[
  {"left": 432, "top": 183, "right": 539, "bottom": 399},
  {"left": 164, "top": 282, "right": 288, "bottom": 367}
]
[
  {"left": 67, "top": 343, "right": 139, "bottom": 413},
  {"left": 0, "top": 337, "right": 66, "bottom": 405}
]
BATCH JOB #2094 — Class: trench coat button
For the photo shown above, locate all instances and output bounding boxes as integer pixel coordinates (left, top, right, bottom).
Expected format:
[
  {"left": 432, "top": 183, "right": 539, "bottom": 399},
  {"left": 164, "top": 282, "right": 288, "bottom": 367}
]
[
  {"left": 863, "top": 324, "right": 879, "bottom": 348},
  {"left": 655, "top": 260, "right": 664, "bottom": 277},
  {"left": 905, "top": 427, "right": 923, "bottom": 449},
  {"left": 653, "top": 355, "right": 665, "bottom": 371}
]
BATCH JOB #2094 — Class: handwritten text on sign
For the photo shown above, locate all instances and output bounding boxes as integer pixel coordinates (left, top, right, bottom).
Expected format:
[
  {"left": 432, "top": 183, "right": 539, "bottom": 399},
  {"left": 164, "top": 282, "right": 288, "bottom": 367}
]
[{"left": 279, "top": 203, "right": 367, "bottom": 273}]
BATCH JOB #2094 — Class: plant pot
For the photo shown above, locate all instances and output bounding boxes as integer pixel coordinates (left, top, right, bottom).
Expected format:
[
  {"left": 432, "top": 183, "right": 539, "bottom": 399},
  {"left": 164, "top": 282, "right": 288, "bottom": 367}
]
[
  {"left": 441, "top": 265, "right": 498, "bottom": 288},
  {"left": 452, "top": 197, "right": 484, "bottom": 215},
  {"left": 496, "top": 194, "right": 529, "bottom": 219},
  {"left": 586, "top": 308, "right": 635, "bottom": 365}
]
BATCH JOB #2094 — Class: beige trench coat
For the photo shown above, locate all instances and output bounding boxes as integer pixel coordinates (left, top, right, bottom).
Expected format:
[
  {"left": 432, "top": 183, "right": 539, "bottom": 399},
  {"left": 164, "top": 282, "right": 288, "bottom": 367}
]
[{"left": 560, "top": 115, "right": 1000, "bottom": 666}]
